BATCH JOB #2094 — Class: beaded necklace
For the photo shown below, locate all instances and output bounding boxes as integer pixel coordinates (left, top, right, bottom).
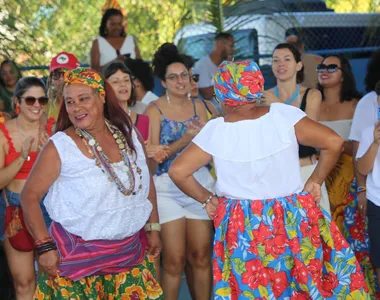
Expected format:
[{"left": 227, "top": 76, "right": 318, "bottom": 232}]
[{"left": 75, "top": 120, "right": 142, "bottom": 196}]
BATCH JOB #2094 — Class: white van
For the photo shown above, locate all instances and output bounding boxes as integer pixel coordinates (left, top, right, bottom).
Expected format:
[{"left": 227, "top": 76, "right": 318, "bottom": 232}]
[{"left": 174, "top": 12, "right": 380, "bottom": 66}]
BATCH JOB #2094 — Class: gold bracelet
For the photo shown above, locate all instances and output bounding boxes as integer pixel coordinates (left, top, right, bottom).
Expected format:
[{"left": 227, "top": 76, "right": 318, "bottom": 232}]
[{"left": 145, "top": 223, "right": 161, "bottom": 232}]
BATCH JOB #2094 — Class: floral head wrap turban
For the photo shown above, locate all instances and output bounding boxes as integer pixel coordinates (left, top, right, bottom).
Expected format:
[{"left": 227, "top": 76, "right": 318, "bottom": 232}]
[
  {"left": 214, "top": 60, "right": 264, "bottom": 107},
  {"left": 64, "top": 68, "right": 105, "bottom": 97}
]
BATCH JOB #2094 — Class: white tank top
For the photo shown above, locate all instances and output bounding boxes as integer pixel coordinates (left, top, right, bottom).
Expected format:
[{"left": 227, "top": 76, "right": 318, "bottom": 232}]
[{"left": 97, "top": 35, "right": 136, "bottom": 67}]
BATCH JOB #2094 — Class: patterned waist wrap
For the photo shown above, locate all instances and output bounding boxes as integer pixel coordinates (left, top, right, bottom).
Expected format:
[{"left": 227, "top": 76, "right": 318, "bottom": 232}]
[{"left": 50, "top": 221, "right": 148, "bottom": 281}]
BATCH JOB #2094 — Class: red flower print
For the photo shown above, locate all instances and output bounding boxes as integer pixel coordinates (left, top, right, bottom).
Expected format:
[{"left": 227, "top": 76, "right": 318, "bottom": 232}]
[
  {"left": 300, "top": 222, "right": 321, "bottom": 248},
  {"left": 267, "top": 268, "right": 289, "bottom": 298},
  {"left": 253, "top": 223, "right": 272, "bottom": 243},
  {"left": 306, "top": 206, "right": 323, "bottom": 226},
  {"left": 289, "top": 238, "right": 300, "bottom": 254},
  {"left": 230, "top": 203, "right": 245, "bottom": 233},
  {"left": 264, "top": 234, "right": 287, "bottom": 258},
  {"left": 291, "top": 258, "right": 309, "bottom": 285},
  {"left": 222, "top": 69, "right": 232, "bottom": 83},
  {"left": 320, "top": 272, "right": 339, "bottom": 298},
  {"left": 240, "top": 71, "right": 264, "bottom": 95},
  {"left": 214, "top": 200, "right": 227, "bottom": 228},
  {"left": 215, "top": 82, "right": 230, "bottom": 95},
  {"left": 322, "top": 241, "right": 332, "bottom": 262},
  {"left": 226, "top": 226, "right": 238, "bottom": 252},
  {"left": 349, "top": 224, "right": 365, "bottom": 242},
  {"left": 229, "top": 274, "right": 241, "bottom": 300},
  {"left": 251, "top": 201, "right": 264, "bottom": 216},
  {"left": 241, "top": 259, "right": 270, "bottom": 289},
  {"left": 350, "top": 271, "right": 367, "bottom": 292},
  {"left": 214, "top": 241, "right": 225, "bottom": 260},
  {"left": 354, "top": 250, "right": 368, "bottom": 263},
  {"left": 290, "top": 290, "right": 312, "bottom": 300},
  {"left": 248, "top": 240, "right": 259, "bottom": 255},
  {"left": 307, "top": 259, "right": 322, "bottom": 284},
  {"left": 330, "top": 223, "right": 349, "bottom": 251},
  {"left": 297, "top": 195, "right": 314, "bottom": 209},
  {"left": 213, "top": 261, "right": 223, "bottom": 282},
  {"left": 272, "top": 201, "right": 284, "bottom": 217}
]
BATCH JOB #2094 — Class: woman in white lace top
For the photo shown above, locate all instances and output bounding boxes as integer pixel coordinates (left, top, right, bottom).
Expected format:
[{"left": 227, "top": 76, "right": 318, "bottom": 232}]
[{"left": 20, "top": 68, "right": 163, "bottom": 299}]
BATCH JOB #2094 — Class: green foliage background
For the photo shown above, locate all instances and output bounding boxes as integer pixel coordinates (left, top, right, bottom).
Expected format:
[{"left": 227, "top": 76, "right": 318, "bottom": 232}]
[{"left": 0, "top": 0, "right": 378, "bottom": 72}]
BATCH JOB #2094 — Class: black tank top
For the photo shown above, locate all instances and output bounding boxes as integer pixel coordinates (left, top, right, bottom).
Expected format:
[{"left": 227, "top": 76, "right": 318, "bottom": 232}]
[{"left": 298, "top": 88, "right": 317, "bottom": 158}]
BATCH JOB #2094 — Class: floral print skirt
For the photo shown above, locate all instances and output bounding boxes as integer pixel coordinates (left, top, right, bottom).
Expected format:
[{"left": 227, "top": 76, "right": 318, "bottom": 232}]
[
  {"left": 343, "top": 179, "right": 380, "bottom": 299},
  {"left": 213, "top": 193, "right": 370, "bottom": 299},
  {"left": 34, "top": 255, "right": 163, "bottom": 299}
]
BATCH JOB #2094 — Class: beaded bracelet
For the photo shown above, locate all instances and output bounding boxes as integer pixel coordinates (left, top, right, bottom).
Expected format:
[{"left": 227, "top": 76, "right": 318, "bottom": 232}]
[
  {"left": 201, "top": 193, "right": 216, "bottom": 209},
  {"left": 36, "top": 241, "right": 57, "bottom": 256},
  {"left": 357, "top": 186, "right": 367, "bottom": 194},
  {"left": 35, "top": 237, "right": 54, "bottom": 246}
]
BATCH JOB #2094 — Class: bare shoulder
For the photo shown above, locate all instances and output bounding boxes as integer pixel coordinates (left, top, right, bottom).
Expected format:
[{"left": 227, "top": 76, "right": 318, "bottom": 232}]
[
  {"left": 145, "top": 98, "right": 164, "bottom": 118},
  {"left": 307, "top": 88, "right": 322, "bottom": 101}
]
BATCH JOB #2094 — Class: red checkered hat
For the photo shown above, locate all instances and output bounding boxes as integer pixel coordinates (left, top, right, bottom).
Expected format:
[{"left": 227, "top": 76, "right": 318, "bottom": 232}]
[{"left": 49, "top": 52, "right": 80, "bottom": 72}]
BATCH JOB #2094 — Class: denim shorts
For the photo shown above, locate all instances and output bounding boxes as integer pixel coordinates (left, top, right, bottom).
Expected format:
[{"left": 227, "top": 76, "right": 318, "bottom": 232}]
[{"left": 0, "top": 189, "right": 52, "bottom": 241}]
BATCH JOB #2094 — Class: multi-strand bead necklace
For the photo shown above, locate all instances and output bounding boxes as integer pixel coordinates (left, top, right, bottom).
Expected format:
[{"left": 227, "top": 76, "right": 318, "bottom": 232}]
[{"left": 75, "top": 120, "right": 142, "bottom": 196}]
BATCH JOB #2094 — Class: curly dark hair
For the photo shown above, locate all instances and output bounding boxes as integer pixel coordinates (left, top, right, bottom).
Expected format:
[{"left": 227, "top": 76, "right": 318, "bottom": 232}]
[
  {"left": 125, "top": 58, "right": 154, "bottom": 92},
  {"left": 365, "top": 50, "right": 380, "bottom": 92},
  {"left": 99, "top": 8, "right": 125, "bottom": 37},
  {"left": 272, "top": 43, "right": 304, "bottom": 84},
  {"left": 318, "top": 55, "right": 362, "bottom": 102},
  {"left": 103, "top": 61, "right": 137, "bottom": 107},
  {"left": 179, "top": 54, "right": 195, "bottom": 70},
  {"left": 152, "top": 43, "right": 186, "bottom": 81}
]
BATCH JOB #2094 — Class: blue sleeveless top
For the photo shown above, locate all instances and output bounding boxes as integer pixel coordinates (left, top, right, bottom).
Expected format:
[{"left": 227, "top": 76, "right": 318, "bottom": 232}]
[{"left": 152, "top": 99, "right": 199, "bottom": 176}]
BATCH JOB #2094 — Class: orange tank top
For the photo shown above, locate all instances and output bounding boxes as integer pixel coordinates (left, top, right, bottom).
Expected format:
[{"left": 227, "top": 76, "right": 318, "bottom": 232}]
[{"left": 0, "top": 121, "right": 53, "bottom": 180}]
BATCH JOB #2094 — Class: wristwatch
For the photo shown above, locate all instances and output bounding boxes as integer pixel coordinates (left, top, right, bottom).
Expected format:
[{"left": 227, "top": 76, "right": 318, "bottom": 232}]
[{"left": 144, "top": 223, "right": 161, "bottom": 232}]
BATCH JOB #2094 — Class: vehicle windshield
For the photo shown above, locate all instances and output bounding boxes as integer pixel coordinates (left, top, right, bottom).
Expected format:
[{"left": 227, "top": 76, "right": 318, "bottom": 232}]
[{"left": 177, "top": 29, "right": 258, "bottom": 60}]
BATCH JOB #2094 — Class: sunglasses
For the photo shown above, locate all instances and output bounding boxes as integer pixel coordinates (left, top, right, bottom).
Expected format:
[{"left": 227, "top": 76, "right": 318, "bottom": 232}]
[
  {"left": 50, "top": 71, "right": 65, "bottom": 80},
  {"left": 316, "top": 64, "right": 342, "bottom": 73},
  {"left": 191, "top": 74, "right": 200, "bottom": 83},
  {"left": 19, "top": 96, "right": 49, "bottom": 106}
]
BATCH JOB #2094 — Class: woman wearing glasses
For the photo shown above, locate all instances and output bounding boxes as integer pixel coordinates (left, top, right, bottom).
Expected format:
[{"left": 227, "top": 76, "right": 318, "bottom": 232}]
[
  {"left": 317, "top": 56, "right": 379, "bottom": 297},
  {"left": 263, "top": 43, "right": 330, "bottom": 214},
  {"left": 146, "top": 43, "right": 214, "bottom": 300},
  {"left": 46, "top": 52, "right": 80, "bottom": 121},
  {"left": 0, "top": 77, "right": 52, "bottom": 299}
]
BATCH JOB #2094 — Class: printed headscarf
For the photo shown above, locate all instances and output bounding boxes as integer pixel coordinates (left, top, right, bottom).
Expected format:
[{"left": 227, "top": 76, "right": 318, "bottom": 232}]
[
  {"left": 214, "top": 60, "right": 264, "bottom": 107},
  {"left": 64, "top": 68, "right": 105, "bottom": 97}
]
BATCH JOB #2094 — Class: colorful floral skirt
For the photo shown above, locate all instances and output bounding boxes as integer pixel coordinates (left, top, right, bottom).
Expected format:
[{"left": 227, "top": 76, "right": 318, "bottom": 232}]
[
  {"left": 343, "top": 180, "right": 380, "bottom": 299},
  {"left": 34, "top": 256, "right": 163, "bottom": 299},
  {"left": 213, "top": 193, "right": 370, "bottom": 299}
]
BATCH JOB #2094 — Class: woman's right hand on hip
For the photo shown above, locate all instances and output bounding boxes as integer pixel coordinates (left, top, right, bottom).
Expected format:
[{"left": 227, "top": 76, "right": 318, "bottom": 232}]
[{"left": 38, "top": 249, "right": 61, "bottom": 277}]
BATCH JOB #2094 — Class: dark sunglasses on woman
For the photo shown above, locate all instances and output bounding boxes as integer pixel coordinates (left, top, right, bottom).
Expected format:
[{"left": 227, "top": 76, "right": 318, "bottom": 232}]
[
  {"left": 316, "top": 64, "right": 342, "bottom": 73},
  {"left": 192, "top": 74, "right": 200, "bottom": 83},
  {"left": 19, "top": 96, "right": 49, "bottom": 106}
]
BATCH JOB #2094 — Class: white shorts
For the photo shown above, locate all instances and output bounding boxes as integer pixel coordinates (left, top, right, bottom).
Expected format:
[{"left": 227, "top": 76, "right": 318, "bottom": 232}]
[
  {"left": 300, "top": 164, "right": 331, "bottom": 214},
  {"left": 154, "top": 167, "right": 215, "bottom": 224}
]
